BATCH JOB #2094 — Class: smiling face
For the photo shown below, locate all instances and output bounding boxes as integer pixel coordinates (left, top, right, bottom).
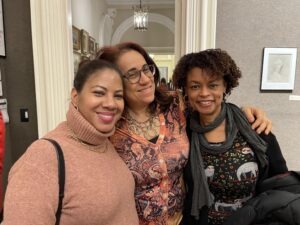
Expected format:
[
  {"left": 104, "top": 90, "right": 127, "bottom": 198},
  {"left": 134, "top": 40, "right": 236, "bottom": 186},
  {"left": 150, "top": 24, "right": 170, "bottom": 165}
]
[
  {"left": 71, "top": 68, "right": 124, "bottom": 134},
  {"left": 186, "top": 67, "right": 226, "bottom": 123},
  {"left": 116, "top": 50, "right": 155, "bottom": 111}
]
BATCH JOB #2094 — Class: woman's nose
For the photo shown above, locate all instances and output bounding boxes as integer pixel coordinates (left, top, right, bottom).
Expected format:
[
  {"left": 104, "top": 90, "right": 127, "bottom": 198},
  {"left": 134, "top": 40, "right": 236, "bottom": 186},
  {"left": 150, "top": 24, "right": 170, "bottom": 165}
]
[
  {"left": 138, "top": 71, "right": 151, "bottom": 84},
  {"left": 102, "top": 96, "right": 117, "bottom": 109},
  {"left": 199, "top": 87, "right": 209, "bottom": 96}
]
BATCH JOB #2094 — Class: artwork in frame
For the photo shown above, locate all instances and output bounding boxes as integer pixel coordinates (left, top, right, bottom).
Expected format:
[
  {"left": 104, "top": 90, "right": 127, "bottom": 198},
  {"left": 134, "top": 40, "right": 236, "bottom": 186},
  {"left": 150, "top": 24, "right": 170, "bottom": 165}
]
[
  {"left": 0, "top": 0, "right": 6, "bottom": 57},
  {"left": 72, "top": 25, "right": 81, "bottom": 52},
  {"left": 81, "top": 29, "right": 89, "bottom": 55},
  {"left": 89, "top": 36, "right": 96, "bottom": 54},
  {"left": 261, "top": 48, "right": 297, "bottom": 90}
]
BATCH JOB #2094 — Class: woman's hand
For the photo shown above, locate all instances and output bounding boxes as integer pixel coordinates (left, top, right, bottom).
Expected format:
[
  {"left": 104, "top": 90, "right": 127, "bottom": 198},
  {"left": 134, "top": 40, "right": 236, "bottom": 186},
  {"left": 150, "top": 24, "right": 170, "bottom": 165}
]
[{"left": 242, "top": 106, "right": 272, "bottom": 135}]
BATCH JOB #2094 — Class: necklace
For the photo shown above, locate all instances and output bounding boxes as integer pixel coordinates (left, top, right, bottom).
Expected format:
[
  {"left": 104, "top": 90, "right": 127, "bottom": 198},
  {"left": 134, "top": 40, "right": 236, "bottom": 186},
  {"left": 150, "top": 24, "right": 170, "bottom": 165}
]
[
  {"left": 68, "top": 127, "right": 108, "bottom": 154},
  {"left": 126, "top": 112, "right": 160, "bottom": 140}
]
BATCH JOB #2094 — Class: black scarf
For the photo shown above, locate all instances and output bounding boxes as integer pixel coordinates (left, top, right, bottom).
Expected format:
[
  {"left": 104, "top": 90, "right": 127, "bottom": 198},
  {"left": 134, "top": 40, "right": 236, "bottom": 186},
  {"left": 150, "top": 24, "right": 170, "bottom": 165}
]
[{"left": 189, "top": 102, "right": 268, "bottom": 219}]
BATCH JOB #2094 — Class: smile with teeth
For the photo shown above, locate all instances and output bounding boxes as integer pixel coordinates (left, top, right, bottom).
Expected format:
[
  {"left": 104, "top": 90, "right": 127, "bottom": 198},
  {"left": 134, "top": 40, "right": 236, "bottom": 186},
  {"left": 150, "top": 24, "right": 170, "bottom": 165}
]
[
  {"left": 97, "top": 112, "right": 115, "bottom": 123},
  {"left": 198, "top": 100, "right": 213, "bottom": 106}
]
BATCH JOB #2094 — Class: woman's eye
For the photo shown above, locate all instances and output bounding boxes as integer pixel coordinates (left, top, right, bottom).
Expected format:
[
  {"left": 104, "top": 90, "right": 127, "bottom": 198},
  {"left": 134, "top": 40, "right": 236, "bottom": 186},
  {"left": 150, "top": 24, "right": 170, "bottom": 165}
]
[
  {"left": 93, "top": 91, "right": 105, "bottom": 96},
  {"left": 115, "top": 94, "right": 124, "bottom": 99},
  {"left": 128, "top": 71, "right": 139, "bottom": 79},
  {"left": 143, "top": 68, "right": 150, "bottom": 73},
  {"left": 190, "top": 85, "right": 199, "bottom": 89},
  {"left": 209, "top": 84, "right": 218, "bottom": 88}
]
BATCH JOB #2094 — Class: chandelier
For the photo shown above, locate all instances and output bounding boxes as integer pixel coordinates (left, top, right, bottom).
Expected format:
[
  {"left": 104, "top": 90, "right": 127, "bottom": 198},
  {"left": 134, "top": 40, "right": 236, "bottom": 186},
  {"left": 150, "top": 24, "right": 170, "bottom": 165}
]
[{"left": 133, "top": 0, "right": 148, "bottom": 31}]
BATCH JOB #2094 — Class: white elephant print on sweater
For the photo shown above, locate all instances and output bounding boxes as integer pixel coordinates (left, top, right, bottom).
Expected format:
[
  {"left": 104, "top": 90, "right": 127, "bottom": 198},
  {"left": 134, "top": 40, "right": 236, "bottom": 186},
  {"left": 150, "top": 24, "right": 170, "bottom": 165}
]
[
  {"left": 214, "top": 200, "right": 242, "bottom": 212},
  {"left": 241, "top": 147, "right": 254, "bottom": 156},
  {"left": 236, "top": 162, "right": 258, "bottom": 181},
  {"left": 205, "top": 165, "right": 215, "bottom": 182},
  {"left": 235, "top": 194, "right": 253, "bottom": 205}
]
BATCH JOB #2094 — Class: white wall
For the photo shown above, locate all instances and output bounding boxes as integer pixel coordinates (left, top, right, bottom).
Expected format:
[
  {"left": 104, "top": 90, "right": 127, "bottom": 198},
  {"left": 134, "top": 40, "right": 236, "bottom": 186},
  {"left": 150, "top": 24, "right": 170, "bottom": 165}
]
[
  {"left": 114, "top": 8, "right": 175, "bottom": 49},
  {"left": 71, "top": 0, "right": 175, "bottom": 50},
  {"left": 71, "top": 0, "right": 108, "bottom": 43},
  {"left": 216, "top": 0, "right": 300, "bottom": 170}
]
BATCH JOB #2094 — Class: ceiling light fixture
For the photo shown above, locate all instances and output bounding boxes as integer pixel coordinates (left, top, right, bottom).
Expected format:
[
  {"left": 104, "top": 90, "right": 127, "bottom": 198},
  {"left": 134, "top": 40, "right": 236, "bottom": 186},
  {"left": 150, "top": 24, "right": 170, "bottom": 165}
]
[{"left": 133, "top": 0, "right": 148, "bottom": 31}]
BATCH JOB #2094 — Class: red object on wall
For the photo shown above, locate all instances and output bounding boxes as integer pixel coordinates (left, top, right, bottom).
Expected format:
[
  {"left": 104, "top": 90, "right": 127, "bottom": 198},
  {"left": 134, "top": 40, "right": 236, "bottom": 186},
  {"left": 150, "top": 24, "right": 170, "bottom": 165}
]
[{"left": 0, "top": 111, "right": 5, "bottom": 210}]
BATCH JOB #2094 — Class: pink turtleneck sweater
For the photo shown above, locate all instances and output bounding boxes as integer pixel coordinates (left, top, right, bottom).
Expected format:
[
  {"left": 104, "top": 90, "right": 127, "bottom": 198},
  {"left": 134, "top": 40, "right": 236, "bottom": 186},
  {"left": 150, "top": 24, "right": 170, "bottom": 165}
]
[{"left": 3, "top": 104, "right": 139, "bottom": 225}]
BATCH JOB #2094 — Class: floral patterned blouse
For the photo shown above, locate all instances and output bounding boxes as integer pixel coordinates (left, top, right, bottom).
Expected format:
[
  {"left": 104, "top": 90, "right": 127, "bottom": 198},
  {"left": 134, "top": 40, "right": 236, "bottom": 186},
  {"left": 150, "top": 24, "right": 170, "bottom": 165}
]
[{"left": 110, "top": 95, "right": 189, "bottom": 225}]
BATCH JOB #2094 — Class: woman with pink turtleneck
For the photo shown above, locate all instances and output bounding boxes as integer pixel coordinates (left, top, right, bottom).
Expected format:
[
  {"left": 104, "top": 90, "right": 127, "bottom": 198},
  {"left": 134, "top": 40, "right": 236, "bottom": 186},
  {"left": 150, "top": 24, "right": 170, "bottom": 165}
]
[{"left": 3, "top": 60, "right": 139, "bottom": 225}]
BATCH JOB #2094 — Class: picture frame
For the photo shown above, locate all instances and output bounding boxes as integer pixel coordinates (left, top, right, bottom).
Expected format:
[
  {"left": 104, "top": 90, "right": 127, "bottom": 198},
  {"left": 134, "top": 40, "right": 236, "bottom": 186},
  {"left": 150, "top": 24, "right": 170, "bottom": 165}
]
[
  {"left": 261, "top": 48, "right": 297, "bottom": 90},
  {"left": 72, "top": 26, "right": 81, "bottom": 52},
  {"left": 89, "top": 36, "right": 95, "bottom": 54},
  {"left": 0, "top": 0, "right": 6, "bottom": 57},
  {"left": 81, "top": 29, "right": 89, "bottom": 55}
]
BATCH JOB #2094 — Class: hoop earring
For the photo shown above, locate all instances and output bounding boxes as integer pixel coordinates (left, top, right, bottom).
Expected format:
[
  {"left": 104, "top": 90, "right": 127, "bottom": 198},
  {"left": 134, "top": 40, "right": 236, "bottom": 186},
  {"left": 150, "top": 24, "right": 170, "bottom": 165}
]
[{"left": 183, "top": 95, "right": 189, "bottom": 105}]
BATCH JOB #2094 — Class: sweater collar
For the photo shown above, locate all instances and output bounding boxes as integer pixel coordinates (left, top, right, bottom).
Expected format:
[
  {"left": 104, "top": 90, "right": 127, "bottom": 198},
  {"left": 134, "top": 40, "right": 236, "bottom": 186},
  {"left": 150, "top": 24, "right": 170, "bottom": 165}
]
[{"left": 66, "top": 103, "right": 115, "bottom": 146}]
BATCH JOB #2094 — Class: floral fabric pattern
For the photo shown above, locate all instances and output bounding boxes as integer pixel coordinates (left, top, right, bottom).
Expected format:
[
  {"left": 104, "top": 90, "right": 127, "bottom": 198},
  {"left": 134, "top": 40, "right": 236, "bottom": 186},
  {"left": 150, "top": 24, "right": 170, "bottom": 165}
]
[{"left": 110, "top": 95, "right": 189, "bottom": 225}]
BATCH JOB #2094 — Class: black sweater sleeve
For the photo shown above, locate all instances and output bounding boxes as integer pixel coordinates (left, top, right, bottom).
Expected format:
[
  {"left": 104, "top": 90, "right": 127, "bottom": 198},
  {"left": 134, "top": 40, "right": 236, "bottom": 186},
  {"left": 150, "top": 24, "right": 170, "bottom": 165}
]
[{"left": 259, "top": 132, "right": 288, "bottom": 177}]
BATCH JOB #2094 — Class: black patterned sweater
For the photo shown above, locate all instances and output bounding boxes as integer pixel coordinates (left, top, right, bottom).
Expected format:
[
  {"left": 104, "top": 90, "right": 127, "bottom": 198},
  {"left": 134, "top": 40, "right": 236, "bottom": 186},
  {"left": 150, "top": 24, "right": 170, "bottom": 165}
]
[
  {"left": 181, "top": 126, "right": 288, "bottom": 225},
  {"left": 203, "top": 132, "right": 258, "bottom": 225}
]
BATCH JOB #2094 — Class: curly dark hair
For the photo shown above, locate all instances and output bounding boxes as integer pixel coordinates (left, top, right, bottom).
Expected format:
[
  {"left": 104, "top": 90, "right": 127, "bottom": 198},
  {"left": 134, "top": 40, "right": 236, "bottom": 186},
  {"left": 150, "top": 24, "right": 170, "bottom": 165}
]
[
  {"left": 96, "top": 42, "right": 172, "bottom": 114},
  {"left": 172, "top": 48, "right": 242, "bottom": 96}
]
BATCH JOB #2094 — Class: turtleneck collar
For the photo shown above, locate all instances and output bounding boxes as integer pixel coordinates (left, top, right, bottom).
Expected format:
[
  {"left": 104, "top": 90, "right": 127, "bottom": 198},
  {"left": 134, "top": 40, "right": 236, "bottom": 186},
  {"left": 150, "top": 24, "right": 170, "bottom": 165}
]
[{"left": 66, "top": 103, "right": 115, "bottom": 146}]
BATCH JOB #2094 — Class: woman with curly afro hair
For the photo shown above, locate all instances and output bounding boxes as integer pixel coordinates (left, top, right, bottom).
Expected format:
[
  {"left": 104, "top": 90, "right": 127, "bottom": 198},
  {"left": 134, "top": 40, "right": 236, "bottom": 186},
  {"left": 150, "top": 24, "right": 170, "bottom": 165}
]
[
  {"left": 173, "top": 49, "right": 288, "bottom": 225},
  {"left": 173, "top": 48, "right": 241, "bottom": 98}
]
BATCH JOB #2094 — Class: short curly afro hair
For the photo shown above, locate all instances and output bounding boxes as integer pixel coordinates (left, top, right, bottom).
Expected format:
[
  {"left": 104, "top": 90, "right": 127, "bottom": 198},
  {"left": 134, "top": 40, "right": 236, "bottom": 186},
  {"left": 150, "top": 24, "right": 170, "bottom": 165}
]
[{"left": 172, "top": 48, "right": 242, "bottom": 96}]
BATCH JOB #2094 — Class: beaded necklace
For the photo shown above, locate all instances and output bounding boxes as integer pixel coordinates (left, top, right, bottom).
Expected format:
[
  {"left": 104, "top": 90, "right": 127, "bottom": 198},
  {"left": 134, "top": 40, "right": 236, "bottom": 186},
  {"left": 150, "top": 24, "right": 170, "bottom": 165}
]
[{"left": 126, "top": 112, "right": 160, "bottom": 140}]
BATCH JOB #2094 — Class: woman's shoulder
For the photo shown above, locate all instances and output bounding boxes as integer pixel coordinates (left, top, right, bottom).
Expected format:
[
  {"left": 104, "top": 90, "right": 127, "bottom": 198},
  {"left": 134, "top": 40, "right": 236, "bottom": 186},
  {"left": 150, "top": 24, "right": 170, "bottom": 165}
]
[
  {"left": 9, "top": 137, "right": 60, "bottom": 182},
  {"left": 164, "top": 90, "right": 185, "bottom": 113},
  {"left": 259, "top": 132, "right": 276, "bottom": 144}
]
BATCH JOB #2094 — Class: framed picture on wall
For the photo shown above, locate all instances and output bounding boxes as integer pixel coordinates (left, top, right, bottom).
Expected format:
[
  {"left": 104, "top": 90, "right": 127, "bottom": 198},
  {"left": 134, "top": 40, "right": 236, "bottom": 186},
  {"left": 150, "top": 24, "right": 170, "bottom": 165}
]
[
  {"left": 89, "top": 36, "right": 95, "bottom": 54},
  {"left": 72, "top": 26, "right": 81, "bottom": 52},
  {"left": 81, "top": 29, "right": 89, "bottom": 55},
  {"left": 0, "top": 0, "right": 6, "bottom": 57},
  {"left": 261, "top": 47, "right": 297, "bottom": 90}
]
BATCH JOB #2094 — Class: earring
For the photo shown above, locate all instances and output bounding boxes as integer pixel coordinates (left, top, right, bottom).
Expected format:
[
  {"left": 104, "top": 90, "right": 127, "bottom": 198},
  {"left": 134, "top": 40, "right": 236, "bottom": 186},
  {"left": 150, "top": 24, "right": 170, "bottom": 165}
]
[
  {"left": 183, "top": 95, "right": 189, "bottom": 105},
  {"left": 72, "top": 102, "right": 79, "bottom": 111}
]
